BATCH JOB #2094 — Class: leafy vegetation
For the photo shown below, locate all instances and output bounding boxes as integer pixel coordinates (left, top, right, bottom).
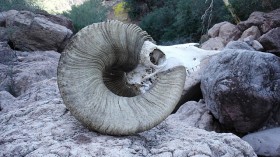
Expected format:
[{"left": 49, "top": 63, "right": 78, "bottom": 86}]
[
  {"left": 63, "top": 0, "right": 107, "bottom": 32},
  {"left": 0, "top": 0, "right": 40, "bottom": 12},
  {"left": 229, "top": 0, "right": 280, "bottom": 20},
  {"left": 126, "top": 0, "right": 280, "bottom": 44},
  {"left": 124, "top": 0, "right": 164, "bottom": 20},
  {"left": 135, "top": 0, "right": 231, "bottom": 44}
]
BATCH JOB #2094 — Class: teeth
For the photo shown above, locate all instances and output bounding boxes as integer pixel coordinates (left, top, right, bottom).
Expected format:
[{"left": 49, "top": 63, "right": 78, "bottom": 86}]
[{"left": 186, "top": 65, "right": 200, "bottom": 76}]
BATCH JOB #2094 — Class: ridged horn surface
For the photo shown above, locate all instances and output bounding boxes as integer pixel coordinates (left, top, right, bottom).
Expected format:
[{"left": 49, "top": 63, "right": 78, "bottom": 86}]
[{"left": 57, "top": 21, "right": 186, "bottom": 135}]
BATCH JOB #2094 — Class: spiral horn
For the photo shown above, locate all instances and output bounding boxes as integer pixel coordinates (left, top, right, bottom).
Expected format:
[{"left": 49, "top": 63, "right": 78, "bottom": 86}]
[{"left": 57, "top": 21, "right": 186, "bottom": 135}]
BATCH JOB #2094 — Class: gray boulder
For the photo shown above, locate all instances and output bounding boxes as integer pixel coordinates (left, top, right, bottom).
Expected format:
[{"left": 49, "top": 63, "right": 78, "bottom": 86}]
[
  {"left": 238, "top": 8, "right": 280, "bottom": 33},
  {"left": 167, "top": 100, "right": 218, "bottom": 131},
  {"left": 201, "top": 42, "right": 280, "bottom": 133},
  {"left": 251, "top": 40, "right": 264, "bottom": 51},
  {"left": 207, "top": 21, "right": 228, "bottom": 38},
  {"left": 224, "top": 41, "right": 255, "bottom": 51},
  {"left": 2, "top": 10, "right": 73, "bottom": 52},
  {"left": 201, "top": 37, "right": 225, "bottom": 50},
  {"left": 218, "top": 22, "right": 242, "bottom": 44},
  {"left": 239, "top": 26, "right": 261, "bottom": 41},
  {"left": 242, "top": 127, "right": 280, "bottom": 157},
  {"left": 259, "top": 27, "right": 280, "bottom": 55},
  {"left": 36, "top": 11, "right": 74, "bottom": 31}
]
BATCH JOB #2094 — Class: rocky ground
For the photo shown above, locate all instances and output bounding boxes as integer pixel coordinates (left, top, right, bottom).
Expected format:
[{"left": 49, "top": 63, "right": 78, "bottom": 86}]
[{"left": 0, "top": 48, "right": 256, "bottom": 156}]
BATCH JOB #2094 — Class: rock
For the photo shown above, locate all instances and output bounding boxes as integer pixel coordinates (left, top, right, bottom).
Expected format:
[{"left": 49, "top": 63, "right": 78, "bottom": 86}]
[
  {"left": 218, "top": 22, "right": 242, "bottom": 44},
  {"left": 178, "top": 58, "right": 211, "bottom": 108},
  {"left": 0, "top": 27, "right": 8, "bottom": 41},
  {"left": 239, "top": 37, "right": 264, "bottom": 51},
  {"left": 251, "top": 40, "right": 263, "bottom": 51},
  {"left": 12, "top": 51, "right": 60, "bottom": 97},
  {"left": 37, "top": 12, "right": 74, "bottom": 31},
  {"left": 201, "top": 37, "right": 225, "bottom": 50},
  {"left": 0, "top": 51, "right": 257, "bottom": 157},
  {"left": 0, "top": 91, "right": 16, "bottom": 112},
  {"left": 0, "top": 64, "right": 12, "bottom": 93},
  {"left": 167, "top": 100, "right": 217, "bottom": 131},
  {"left": 259, "top": 27, "right": 280, "bottom": 55},
  {"left": 0, "top": 10, "right": 18, "bottom": 27},
  {"left": 238, "top": 8, "right": 280, "bottom": 33},
  {"left": 239, "top": 26, "right": 261, "bottom": 41},
  {"left": 242, "top": 128, "right": 280, "bottom": 157},
  {"left": 2, "top": 10, "right": 73, "bottom": 52},
  {"left": 0, "top": 42, "right": 16, "bottom": 65},
  {"left": 0, "top": 42, "right": 16, "bottom": 94},
  {"left": 224, "top": 41, "right": 255, "bottom": 51},
  {"left": 201, "top": 44, "right": 280, "bottom": 133},
  {"left": 207, "top": 21, "right": 228, "bottom": 38}
]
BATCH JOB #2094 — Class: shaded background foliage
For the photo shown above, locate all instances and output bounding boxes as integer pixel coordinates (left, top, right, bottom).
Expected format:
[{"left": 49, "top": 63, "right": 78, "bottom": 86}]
[
  {"left": 1, "top": 0, "right": 280, "bottom": 44},
  {"left": 229, "top": 0, "right": 280, "bottom": 20},
  {"left": 62, "top": 0, "right": 107, "bottom": 32},
  {"left": 125, "top": 0, "right": 280, "bottom": 44},
  {"left": 0, "top": 0, "right": 40, "bottom": 12}
]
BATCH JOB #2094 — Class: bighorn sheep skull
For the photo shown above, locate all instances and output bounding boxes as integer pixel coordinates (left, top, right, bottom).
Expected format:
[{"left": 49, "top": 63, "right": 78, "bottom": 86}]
[
  {"left": 58, "top": 21, "right": 219, "bottom": 135},
  {"left": 126, "top": 41, "right": 219, "bottom": 93}
]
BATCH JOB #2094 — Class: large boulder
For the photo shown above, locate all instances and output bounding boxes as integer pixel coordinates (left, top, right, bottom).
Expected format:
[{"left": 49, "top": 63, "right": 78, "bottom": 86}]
[
  {"left": 218, "top": 22, "right": 242, "bottom": 44},
  {"left": 0, "top": 51, "right": 257, "bottom": 157},
  {"left": 207, "top": 21, "right": 228, "bottom": 38},
  {"left": 202, "top": 22, "right": 242, "bottom": 50},
  {"left": 242, "top": 127, "right": 280, "bottom": 157},
  {"left": 1, "top": 10, "right": 73, "bottom": 52},
  {"left": 201, "top": 37, "right": 225, "bottom": 50},
  {"left": 36, "top": 11, "right": 74, "bottom": 31},
  {"left": 258, "top": 27, "right": 280, "bottom": 55},
  {"left": 167, "top": 100, "right": 218, "bottom": 131},
  {"left": 238, "top": 8, "right": 280, "bottom": 33},
  {"left": 201, "top": 42, "right": 280, "bottom": 133},
  {"left": 239, "top": 26, "right": 261, "bottom": 41}
]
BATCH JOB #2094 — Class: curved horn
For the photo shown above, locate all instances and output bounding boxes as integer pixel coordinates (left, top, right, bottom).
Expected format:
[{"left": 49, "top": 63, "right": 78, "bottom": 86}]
[{"left": 57, "top": 21, "right": 186, "bottom": 135}]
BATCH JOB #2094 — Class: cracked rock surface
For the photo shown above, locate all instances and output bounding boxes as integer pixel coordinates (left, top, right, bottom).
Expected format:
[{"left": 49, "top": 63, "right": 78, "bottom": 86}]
[{"left": 0, "top": 50, "right": 256, "bottom": 157}]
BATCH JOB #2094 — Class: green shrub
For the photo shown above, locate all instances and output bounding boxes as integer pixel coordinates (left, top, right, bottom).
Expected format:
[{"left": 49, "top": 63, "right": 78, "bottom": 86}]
[
  {"left": 229, "top": 0, "right": 280, "bottom": 20},
  {"left": 139, "top": 0, "right": 231, "bottom": 44},
  {"left": 0, "top": 0, "right": 40, "bottom": 12},
  {"left": 63, "top": 0, "right": 107, "bottom": 32},
  {"left": 124, "top": 0, "right": 164, "bottom": 20},
  {"left": 128, "top": 0, "right": 280, "bottom": 44}
]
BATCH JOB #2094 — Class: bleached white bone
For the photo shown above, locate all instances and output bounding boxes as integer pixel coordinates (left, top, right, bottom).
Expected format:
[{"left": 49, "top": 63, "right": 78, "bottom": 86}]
[{"left": 126, "top": 41, "right": 220, "bottom": 93}]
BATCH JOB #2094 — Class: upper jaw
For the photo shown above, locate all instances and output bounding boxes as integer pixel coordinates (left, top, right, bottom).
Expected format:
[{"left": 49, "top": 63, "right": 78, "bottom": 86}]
[{"left": 126, "top": 41, "right": 220, "bottom": 93}]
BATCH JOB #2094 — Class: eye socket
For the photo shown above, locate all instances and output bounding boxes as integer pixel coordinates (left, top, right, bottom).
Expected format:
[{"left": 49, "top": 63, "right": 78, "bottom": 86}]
[{"left": 149, "top": 49, "right": 166, "bottom": 65}]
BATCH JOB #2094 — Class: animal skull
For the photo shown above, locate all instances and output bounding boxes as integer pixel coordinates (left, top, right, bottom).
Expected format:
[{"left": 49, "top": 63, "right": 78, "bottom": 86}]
[
  {"left": 57, "top": 21, "right": 220, "bottom": 135},
  {"left": 126, "top": 41, "right": 220, "bottom": 93}
]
